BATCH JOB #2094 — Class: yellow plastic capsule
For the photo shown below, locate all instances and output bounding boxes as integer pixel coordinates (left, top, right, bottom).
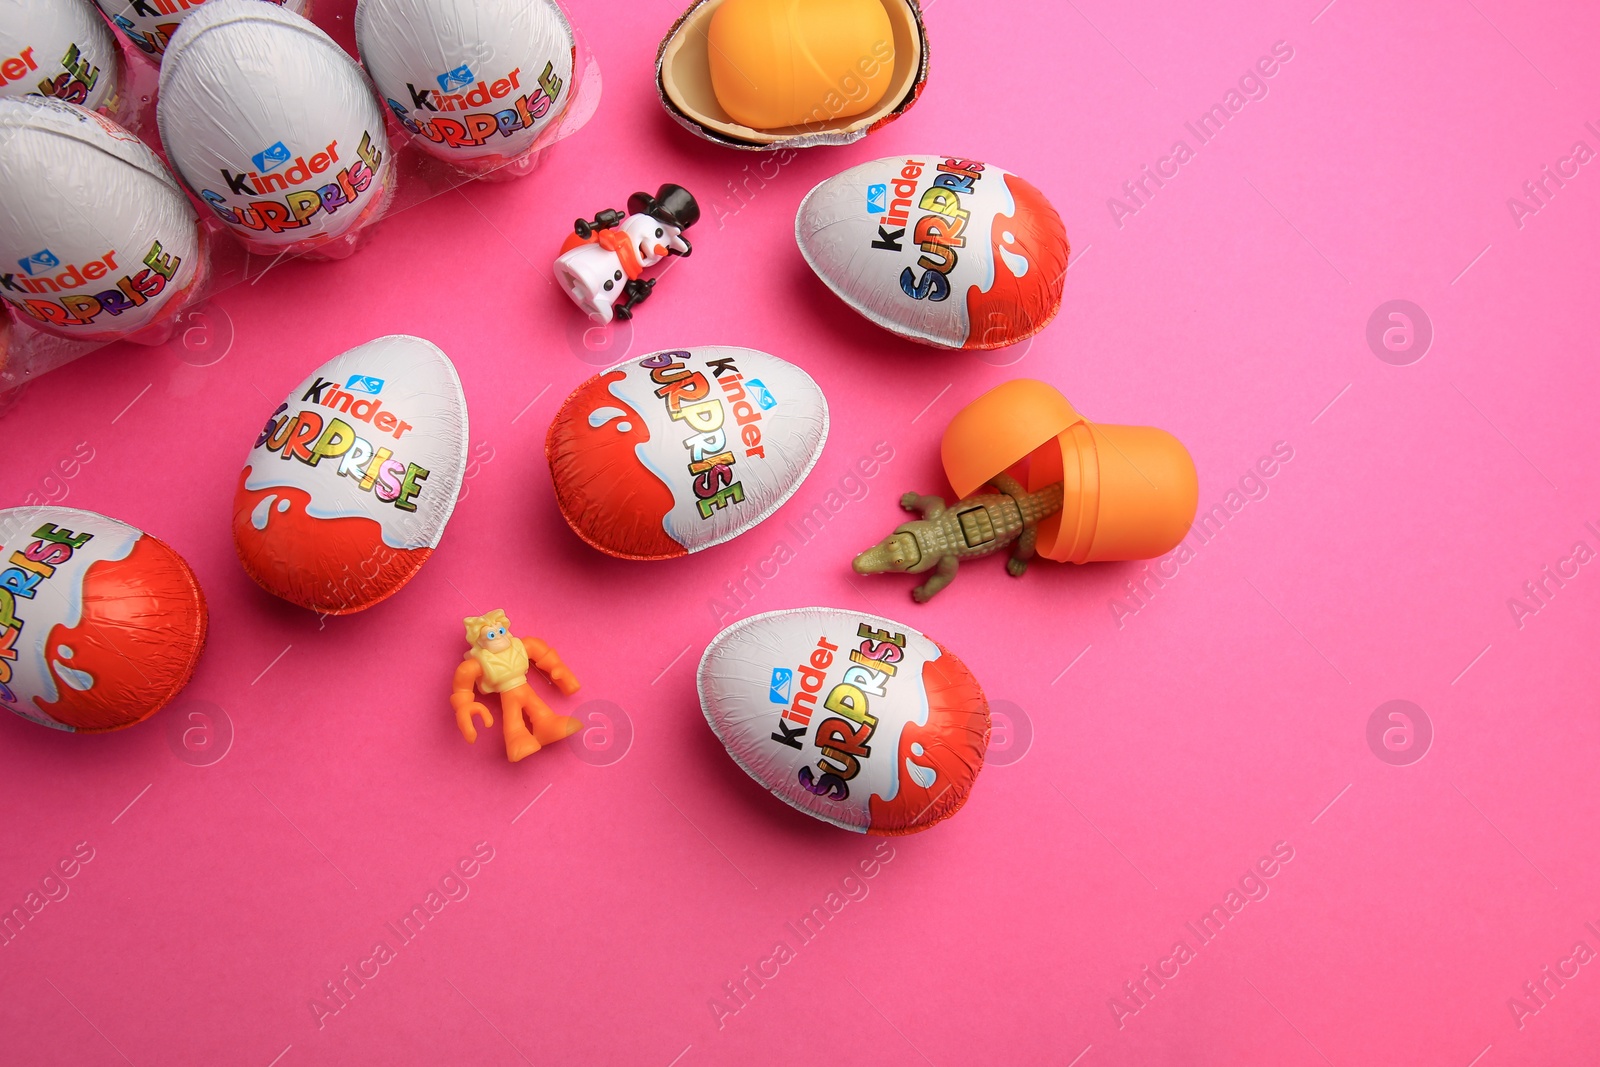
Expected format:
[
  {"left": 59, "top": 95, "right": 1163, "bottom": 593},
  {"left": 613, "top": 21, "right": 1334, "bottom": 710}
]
[{"left": 706, "top": 0, "right": 896, "bottom": 131}]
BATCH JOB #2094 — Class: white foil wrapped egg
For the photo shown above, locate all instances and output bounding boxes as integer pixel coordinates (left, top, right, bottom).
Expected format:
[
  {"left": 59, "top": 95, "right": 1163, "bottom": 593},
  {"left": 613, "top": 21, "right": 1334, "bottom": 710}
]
[
  {"left": 0, "top": 97, "right": 203, "bottom": 341},
  {"left": 0, "top": 506, "right": 208, "bottom": 734},
  {"left": 0, "top": 0, "right": 122, "bottom": 113},
  {"left": 157, "top": 0, "right": 393, "bottom": 257},
  {"left": 796, "top": 154, "right": 1069, "bottom": 349},
  {"left": 699, "top": 607, "right": 990, "bottom": 834},
  {"left": 355, "top": 0, "right": 575, "bottom": 173},
  {"left": 546, "top": 346, "right": 829, "bottom": 559},
  {"left": 232, "top": 335, "right": 469, "bottom": 613}
]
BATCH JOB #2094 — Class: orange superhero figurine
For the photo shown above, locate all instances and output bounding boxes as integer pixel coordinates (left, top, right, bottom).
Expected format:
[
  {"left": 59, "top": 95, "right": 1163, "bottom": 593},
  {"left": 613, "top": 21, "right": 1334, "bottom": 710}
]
[{"left": 452, "top": 610, "right": 583, "bottom": 762}]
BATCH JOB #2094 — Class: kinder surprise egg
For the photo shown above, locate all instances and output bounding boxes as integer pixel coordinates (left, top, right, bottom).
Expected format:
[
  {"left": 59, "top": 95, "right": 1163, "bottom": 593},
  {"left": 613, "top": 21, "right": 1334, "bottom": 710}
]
[
  {"left": 797, "top": 155, "right": 1069, "bottom": 349},
  {"left": 546, "top": 346, "right": 828, "bottom": 559},
  {"left": 232, "top": 335, "right": 468, "bottom": 613},
  {"left": 158, "top": 0, "right": 393, "bottom": 257},
  {"left": 0, "top": 97, "right": 203, "bottom": 341},
  {"left": 699, "top": 607, "right": 989, "bottom": 834},
  {"left": 355, "top": 0, "right": 575, "bottom": 171},
  {"left": 0, "top": 507, "right": 208, "bottom": 733},
  {"left": 657, "top": 0, "right": 927, "bottom": 150},
  {"left": 93, "top": 0, "right": 310, "bottom": 61},
  {"left": 0, "top": 0, "right": 122, "bottom": 112}
]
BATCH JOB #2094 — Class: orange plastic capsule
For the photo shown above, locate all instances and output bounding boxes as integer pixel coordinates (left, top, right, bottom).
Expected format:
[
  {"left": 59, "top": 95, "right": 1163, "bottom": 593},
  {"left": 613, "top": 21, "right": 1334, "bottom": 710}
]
[{"left": 941, "top": 379, "right": 1197, "bottom": 564}]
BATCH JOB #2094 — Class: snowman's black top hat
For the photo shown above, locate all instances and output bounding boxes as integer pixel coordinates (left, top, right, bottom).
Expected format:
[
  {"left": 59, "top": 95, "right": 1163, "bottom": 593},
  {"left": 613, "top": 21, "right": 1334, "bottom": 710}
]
[{"left": 628, "top": 184, "right": 700, "bottom": 231}]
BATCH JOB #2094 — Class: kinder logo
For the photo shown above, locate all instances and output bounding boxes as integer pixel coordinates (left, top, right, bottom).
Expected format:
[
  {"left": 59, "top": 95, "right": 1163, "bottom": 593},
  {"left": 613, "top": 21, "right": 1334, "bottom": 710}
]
[
  {"left": 19, "top": 250, "right": 59, "bottom": 276},
  {"left": 345, "top": 374, "right": 385, "bottom": 395},
  {"left": 1, "top": 250, "right": 120, "bottom": 295},
  {"left": 747, "top": 379, "right": 778, "bottom": 411},
  {"left": 866, "top": 183, "right": 887, "bottom": 214},
  {"left": 768, "top": 668, "right": 793, "bottom": 703},
  {"left": 219, "top": 139, "right": 343, "bottom": 197},
  {"left": 400, "top": 66, "right": 530, "bottom": 115},
  {"left": 252, "top": 141, "right": 292, "bottom": 174},
  {"left": 437, "top": 65, "right": 475, "bottom": 92}
]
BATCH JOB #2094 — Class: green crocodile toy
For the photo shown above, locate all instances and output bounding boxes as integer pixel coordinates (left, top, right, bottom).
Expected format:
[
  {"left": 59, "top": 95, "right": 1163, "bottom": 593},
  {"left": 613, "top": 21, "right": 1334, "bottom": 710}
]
[{"left": 851, "top": 474, "right": 1066, "bottom": 602}]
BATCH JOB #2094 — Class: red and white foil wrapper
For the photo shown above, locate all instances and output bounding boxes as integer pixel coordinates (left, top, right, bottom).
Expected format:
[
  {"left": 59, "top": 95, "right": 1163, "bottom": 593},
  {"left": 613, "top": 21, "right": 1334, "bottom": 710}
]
[
  {"left": 232, "top": 334, "right": 468, "bottom": 613},
  {"left": 0, "top": 97, "right": 203, "bottom": 341},
  {"left": 699, "top": 607, "right": 990, "bottom": 834},
  {"left": 796, "top": 155, "right": 1069, "bottom": 349},
  {"left": 157, "top": 0, "right": 394, "bottom": 257},
  {"left": 355, "top": 0, "right": 575, "bottom": 172},
  {"left": 546, "top": 346, "right": 828, "bottom": 559},
  {"left": 0, "top": 507, "right": 208, "bottom": 733},
  {"left": 0, "top": 0, "right": 122, "bottom": 112},
  {"left": 94, "top": 0, "right": 310, "bottom": 62}
]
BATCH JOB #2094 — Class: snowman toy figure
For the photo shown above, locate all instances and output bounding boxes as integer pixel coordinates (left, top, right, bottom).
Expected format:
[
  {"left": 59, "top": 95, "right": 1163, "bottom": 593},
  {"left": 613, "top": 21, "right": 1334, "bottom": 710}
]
[{"left": 554, "top": 184, "right": 700, "bottom": 324}]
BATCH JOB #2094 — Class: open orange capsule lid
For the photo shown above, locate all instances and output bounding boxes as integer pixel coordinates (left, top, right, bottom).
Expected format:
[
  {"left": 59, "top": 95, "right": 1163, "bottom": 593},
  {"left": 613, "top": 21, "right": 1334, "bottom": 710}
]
[{"left": 940, "top": 379, "right": 1084, "bottom": 498}]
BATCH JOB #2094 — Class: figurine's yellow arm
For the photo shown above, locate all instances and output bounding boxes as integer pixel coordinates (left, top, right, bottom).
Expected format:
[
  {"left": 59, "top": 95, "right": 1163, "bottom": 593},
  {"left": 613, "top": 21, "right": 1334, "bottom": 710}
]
[
  {"left": 451, "top": 658, "right": 493, "bottom": 742},
  {"left": 522, "top": 637, "right": 581, "bottom": 695}
]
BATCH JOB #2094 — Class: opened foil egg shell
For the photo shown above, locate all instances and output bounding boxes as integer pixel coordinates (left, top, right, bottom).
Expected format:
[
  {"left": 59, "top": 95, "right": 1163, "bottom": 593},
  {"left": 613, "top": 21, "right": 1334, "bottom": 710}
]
[
  {"left": 655, "top": 0, "right": 928, "bottom": 150},
  {"left": 699, "top": 607, "right": 989, "bottom": 834},
  {"left": 0, "top": 506, "right": 208, "bottom": 733},
  {"left": 546, "top": 346, "right": 828, "bottom": 559},
  {"left": 796, "top": 154, "right": 1069, "bottom": 349},
  {"left": 233, "top": 335, "right": 468, "bottom": 614},
  {"left": 0, "top": 97, "right": 203, "bottom": 341},
  {"left": 157, "top": 0, "right": 392, "bottom": 256}
]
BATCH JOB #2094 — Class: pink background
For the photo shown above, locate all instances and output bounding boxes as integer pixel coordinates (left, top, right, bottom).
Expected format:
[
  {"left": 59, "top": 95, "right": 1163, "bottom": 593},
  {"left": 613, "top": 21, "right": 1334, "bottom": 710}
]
[{"left": 5, "top": 0, "right": 1600, "bottom": 1064}]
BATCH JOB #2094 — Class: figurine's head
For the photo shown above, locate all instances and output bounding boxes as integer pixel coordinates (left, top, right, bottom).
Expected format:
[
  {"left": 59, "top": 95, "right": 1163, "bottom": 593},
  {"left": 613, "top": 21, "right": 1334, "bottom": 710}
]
[
  {"left": 625, "top": 183, "right": 699, "bottom": 265},
  {"left": 853, "top": 533, "right": 922, "bottom": 575},
  {"left": 464, "top": 609, "right": 514, "bottom": 652},
  {"left": 620, "top": 213, "right": 689, "bottom": 267}
]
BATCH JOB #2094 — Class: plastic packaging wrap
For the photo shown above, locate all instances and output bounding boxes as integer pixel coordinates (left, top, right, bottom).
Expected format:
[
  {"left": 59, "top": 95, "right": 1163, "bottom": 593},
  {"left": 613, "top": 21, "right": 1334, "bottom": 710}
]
[
  {"left": 232, "top": 334, "right": 468, "bottom": 614},
  {"left": 2, "top": 0, "right": 600, "bottom": 392},
  {"left": 796, "top": 154, "right": 1069, "bottom": 348},
  {"left": 0, "top": 96, "right": 204, "bottom": 343},
  {"left": 0, "top": 506, "right": 208, "bottom": 733},
  {"left": 699, "top": 607, "right": 989, "bottom": 834},
  {"left": 546, "top": 346, "right": 828, "bottom": 559}
]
